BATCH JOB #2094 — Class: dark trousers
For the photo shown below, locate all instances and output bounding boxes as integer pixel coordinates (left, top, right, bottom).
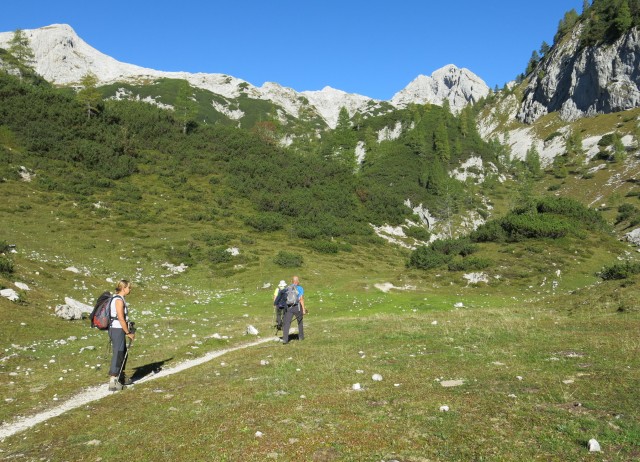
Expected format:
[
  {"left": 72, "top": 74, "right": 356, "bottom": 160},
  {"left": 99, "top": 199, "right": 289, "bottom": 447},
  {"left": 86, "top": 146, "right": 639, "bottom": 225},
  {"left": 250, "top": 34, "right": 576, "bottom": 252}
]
[
  {"left": 275, "top": 306, "right": 285, "bottom": 328},
  {"left": 108, "top": 327, "right": 128, "bottom": 376},
  {"left": 282, "top": 305, "right": 304, "bottom": 342}
]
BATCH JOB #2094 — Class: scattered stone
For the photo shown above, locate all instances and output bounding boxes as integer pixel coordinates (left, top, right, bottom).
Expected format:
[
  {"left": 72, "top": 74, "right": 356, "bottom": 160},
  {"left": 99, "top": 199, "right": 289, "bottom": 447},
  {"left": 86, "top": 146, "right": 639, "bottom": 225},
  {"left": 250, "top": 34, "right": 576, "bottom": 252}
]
[
  {"left": 255, "top": 431, "right": 263, "bottom": 438},
  {"left": 440, "top": 379, "right": 464, "bottom": 388},
  {"left": 260, "top": 359, "right": 269, "bottom": 366},
  {"left": 352, "top": 383, "right": 362, "bottom": 390},
  {"left": 463, "top": 272, "right": 489, "bottom": 284},
  {"left": 588, "top": 438, "right": 601, "bottom": 452},
  {"left": 246, "top": 325, "right": 259, "bottom": 336},
  {"left": 372, "top": 373, "right": 383, "bottom": 381},
  {"left": 0, "top": 289, "right": 19, "bottom": 301},
  {"left": 85, "top": 440, "right": 101, "bottom": 446},
  {"left": 454, "top": 302, "right": 464, "bottom": 308},
  {"left": 14, "top": 282, "right": 30, "bottom": 291},
  {"left": 65, "top": 266, "right": 81, "bottom": 274},
  {"left": 439, "top": 405, "right": 449, "bottom": 412}
]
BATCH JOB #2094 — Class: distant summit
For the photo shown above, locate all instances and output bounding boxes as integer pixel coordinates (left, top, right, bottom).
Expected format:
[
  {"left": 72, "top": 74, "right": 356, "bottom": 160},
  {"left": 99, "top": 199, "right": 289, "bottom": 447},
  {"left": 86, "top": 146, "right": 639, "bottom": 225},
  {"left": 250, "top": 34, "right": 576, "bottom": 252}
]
[
  {"left": 391, "top": 64, "right": 490, "bottom": 113},
  {"left": 0, "top": 24, "right": 490, "bottom": 127}
]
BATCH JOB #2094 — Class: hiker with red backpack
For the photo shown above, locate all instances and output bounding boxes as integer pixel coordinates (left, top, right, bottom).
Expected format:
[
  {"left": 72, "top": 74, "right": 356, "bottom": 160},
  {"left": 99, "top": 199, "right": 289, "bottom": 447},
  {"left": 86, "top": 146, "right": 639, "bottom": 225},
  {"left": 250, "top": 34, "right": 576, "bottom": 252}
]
[{"left": 107, "top": 280, "right": 136, "bottom": 391}]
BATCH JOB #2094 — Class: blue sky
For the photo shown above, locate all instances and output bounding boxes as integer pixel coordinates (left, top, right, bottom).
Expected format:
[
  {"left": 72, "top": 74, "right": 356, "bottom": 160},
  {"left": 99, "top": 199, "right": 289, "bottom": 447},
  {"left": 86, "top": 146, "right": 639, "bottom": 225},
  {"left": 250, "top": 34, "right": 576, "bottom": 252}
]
[{"left": 2, "top": 1, "right": 585, "bottom": 100}]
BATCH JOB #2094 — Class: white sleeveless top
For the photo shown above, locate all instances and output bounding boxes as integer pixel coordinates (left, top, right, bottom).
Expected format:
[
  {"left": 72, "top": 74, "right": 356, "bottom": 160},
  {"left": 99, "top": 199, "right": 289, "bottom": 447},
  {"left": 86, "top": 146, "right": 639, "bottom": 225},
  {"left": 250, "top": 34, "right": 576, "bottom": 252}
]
[{"left": 109, "top": 295, "right": 128, "bottom": 329}]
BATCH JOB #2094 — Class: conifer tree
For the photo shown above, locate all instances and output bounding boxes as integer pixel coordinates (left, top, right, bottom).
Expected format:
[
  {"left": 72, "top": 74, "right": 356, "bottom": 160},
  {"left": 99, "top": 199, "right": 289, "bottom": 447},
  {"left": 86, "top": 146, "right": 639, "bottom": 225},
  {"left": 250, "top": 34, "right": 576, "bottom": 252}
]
[
  {"left": 7, "top": 29, "right": 35, "bottom": 79},
  {"left": 76, "top": 73, "right": 102, "bottom": 119},
  {"left": 175, "top": 80, "right": 198, "bottom": 134},
  {"left": 565, "top": 129, "right": 584, "bottom": 163},
  {"left": 433, "top": 119, "right": 450, "bottom": 163},
  {"left": 525, "top": 144, "right": 542, "bottom": 178},
  {"left": 614, "top": 0, "right": 633, "bottom": 35}
]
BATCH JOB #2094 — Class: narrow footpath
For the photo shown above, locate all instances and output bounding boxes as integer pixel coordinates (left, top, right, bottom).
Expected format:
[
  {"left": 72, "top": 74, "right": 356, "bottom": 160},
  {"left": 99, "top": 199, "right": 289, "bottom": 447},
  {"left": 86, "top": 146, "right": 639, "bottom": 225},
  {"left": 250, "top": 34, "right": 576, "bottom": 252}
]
[{"left": 0, "top": 336, "right": 277, "bottom": 441}]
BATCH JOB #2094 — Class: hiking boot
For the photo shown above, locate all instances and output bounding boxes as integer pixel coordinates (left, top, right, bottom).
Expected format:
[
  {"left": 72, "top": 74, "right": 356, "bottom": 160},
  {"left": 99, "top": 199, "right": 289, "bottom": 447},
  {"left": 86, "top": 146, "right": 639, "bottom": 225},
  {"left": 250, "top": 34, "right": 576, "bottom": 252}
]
[
  {"left": 119, "top": 374, "right": 133, "bottom": 386},
  {"left": 108, "top": 376, "right": 123, "bottom": 391}
]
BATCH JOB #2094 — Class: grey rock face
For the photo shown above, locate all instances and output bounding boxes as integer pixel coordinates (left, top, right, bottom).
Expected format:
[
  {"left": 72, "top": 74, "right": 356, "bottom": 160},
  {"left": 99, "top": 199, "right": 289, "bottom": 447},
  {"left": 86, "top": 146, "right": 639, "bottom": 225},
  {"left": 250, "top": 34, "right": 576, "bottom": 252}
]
[{"left": 518, "top": 26, "right": 640, "bottom": 124}]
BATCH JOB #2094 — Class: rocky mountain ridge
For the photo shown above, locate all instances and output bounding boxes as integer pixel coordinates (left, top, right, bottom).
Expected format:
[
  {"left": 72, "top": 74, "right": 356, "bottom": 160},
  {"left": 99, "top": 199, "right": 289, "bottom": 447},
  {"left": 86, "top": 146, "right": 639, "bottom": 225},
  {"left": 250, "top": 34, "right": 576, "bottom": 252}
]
[
  {"left": 0, "top": 24, "right": 489, "bottom": 128},
  {"left": 518, "top": 24, "right": 640, "bottom": 124}
]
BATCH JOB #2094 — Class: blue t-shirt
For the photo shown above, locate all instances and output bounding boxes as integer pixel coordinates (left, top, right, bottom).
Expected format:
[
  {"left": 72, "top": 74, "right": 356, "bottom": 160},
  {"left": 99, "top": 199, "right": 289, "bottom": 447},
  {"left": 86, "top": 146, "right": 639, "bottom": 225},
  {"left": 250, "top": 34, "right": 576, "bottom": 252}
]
[{"left": 296, "top": 285, "right": 304, "bottom": 298}]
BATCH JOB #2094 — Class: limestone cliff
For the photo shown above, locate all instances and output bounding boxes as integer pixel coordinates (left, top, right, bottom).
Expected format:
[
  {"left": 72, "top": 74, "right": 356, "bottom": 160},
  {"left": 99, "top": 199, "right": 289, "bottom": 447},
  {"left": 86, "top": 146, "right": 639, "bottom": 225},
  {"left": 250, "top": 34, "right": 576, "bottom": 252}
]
[{"left": 518, "top": 25, "right": 640, "bottom": 124}]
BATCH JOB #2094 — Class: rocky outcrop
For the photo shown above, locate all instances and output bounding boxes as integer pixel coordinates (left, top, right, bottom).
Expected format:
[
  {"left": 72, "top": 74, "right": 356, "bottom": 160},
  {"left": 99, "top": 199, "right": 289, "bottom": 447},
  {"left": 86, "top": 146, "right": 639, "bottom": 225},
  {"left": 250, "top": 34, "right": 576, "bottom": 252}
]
[
  {"left": 518, "top": 26, "right": 640, "bottom": 124},
  {"left": 391, "top": 64, "right": 490, "bottom": 113},
  {"left": 55, "top": 297, "right": 92, "bottom": 320}
]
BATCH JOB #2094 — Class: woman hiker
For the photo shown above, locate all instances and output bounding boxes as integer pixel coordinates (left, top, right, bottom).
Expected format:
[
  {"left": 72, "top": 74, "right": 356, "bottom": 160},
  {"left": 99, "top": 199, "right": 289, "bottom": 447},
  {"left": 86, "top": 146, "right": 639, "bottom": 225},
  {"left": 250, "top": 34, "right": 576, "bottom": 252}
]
[{"left": 108, "top": 279, "right": 135, "bottom": 391}]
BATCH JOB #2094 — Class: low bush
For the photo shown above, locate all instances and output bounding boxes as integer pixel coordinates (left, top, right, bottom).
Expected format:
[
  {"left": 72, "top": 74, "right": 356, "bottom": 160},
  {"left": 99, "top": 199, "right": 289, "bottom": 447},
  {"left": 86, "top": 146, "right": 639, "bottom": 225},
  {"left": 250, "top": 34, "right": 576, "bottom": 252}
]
[
  {"left": 308, "top": 240, "right": 340, "bottom": 254},
  {"left": 244, "top": 212, "right": 284, "bottom": 232},
  {"left": 274, "top": 251, "right": 303, "bottom": 268},
  {"left": 599, "top": 261, "right": 640, "bottom": 280},
  {"left": 404, "top": 226, "right": 431, "bottom": 242},
  {"left": 448, "top": 256, "right": 492, "bottom": 271},
  {"left": 0, "top": 255, "right": 14, "bottom": 274},
  {"left": 407, "top": 246, "right": 452, "bottom": 270},
  {"left": 207, "top": 247, "right": 232, "bottom": 264}
]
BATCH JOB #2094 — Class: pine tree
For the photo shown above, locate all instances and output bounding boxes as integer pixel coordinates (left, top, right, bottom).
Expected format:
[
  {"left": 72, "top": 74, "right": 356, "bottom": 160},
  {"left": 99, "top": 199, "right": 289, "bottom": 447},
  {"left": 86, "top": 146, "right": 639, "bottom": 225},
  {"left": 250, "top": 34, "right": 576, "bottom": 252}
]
[
  {"left": 525, "top": 144, "right": 542, "bottom": 178},
  {"left": 433, "top": 119, "right": 450, "bottom": 163},
  {"left": 525, "top": 50, "right": 541, "bottom": 75},
  {"left": 614, "top": 0, "right": 633, "bottom": 35},
  {"left": 539, "top": 41, "right": 551, "bottom": 57},
  {"left": 7, "top": 29, "right": 35, "bottom": 79},
  {"left": 565, "top": 129, "right": 584, "bottom": 163},
  {"left": 76, "top": 73, "right": 102, "bottom": 119},
  {"left": 175, "top": 80, "right": 198, "bottom": 134}
]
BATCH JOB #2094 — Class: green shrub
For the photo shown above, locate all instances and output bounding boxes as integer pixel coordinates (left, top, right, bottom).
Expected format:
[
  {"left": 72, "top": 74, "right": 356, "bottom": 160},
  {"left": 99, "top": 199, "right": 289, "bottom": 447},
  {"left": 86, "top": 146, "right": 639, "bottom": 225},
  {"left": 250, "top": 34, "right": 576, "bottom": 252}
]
[
  {"left": 616, "top": 203, "right": 638, "bottom": 224},
  {"left": 308, "top": 239, "right": 339, "bottom": 254},
  {"left": 447, "top": 256, "right": 492, "bottom": 272},
  {"left": 207, "top": 247, "right": 232, "bottom": 264},
  {"left": 0, "top": 255, "right": 14, "bottom": 274},
  {"left": 599, "top": 261, "right": 640, "bottom": 280},
  {"left": 501, "top": 213, "right": 570, "bottom": 239},
  {"left": 430, "top": 237, "right": 477, "bottom": 257},
  {"left": 274, "top": 251, "right": 303, "bottom": 268},
  {"left": 0, "top": 240, "right": 11, "bottom": 253},
  {"left": 470, "top": 221, "right": 507, "bottom": 243},
  {"left": 544, "top": 131, "right": 562, "bottom": 142},
  {"left": 404, "top": 226, "right": 431, "bottom": 242},
  {"left": 407, "top": 246, "right": 452, "bottom": 270},
  {"left": 597, "top": 133, "right": 616, "bottom": 146},
  {"left": 244, "top": 212, "right": 284, "bottom": 232},
  {"left": 193, "top": 231, "right": 233, "bottom": 246}
]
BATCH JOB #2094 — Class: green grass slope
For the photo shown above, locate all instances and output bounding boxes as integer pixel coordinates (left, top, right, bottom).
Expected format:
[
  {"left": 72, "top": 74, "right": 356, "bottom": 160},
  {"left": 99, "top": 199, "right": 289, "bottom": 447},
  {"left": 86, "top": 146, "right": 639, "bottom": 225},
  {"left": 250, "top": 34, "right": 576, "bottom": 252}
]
[{"left": 0, "top": 70, "right": 639, "bottom": 461}]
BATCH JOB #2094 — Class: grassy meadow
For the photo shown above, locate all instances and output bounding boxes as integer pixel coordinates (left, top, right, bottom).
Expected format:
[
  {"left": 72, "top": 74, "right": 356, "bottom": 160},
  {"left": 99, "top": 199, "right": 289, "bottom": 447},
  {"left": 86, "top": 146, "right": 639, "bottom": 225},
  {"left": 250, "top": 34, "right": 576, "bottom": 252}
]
[{"left": 1, "top": 176, "right": 639, "bottom": 461}]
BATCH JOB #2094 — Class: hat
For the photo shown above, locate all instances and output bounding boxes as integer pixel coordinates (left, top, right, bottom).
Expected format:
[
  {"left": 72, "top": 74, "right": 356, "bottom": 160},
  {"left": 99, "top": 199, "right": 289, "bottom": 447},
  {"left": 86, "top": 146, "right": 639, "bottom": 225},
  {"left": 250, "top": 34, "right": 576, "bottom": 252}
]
[{"left": 278, "top": 280, "right": 287, "bottom": 289}]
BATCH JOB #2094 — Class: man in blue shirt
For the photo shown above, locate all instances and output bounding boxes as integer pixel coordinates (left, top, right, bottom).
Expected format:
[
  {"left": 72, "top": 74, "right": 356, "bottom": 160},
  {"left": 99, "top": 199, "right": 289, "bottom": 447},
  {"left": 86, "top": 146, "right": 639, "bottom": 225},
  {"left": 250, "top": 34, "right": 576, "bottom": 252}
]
[{"left": 282, "top": 275, "right": 307, "bottom": 344}]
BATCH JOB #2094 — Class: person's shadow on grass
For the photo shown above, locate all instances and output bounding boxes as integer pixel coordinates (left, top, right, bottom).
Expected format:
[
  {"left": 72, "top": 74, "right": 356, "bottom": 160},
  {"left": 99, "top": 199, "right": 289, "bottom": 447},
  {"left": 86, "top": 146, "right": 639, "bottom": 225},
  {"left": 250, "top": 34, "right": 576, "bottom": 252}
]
[{"left": 131, "top": 358, "right": 173, "bottom": 381}]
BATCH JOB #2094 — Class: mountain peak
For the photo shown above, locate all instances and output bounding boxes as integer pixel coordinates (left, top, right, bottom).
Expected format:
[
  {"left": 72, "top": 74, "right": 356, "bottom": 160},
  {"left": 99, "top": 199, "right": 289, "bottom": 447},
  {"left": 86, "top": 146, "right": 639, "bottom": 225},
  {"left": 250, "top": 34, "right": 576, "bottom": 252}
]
[
  {"left": 391, "top": 64, "right": 489, "bottom": 112},
  {"left": 0, "top": 24, "right": 488, "bottom": 127}
]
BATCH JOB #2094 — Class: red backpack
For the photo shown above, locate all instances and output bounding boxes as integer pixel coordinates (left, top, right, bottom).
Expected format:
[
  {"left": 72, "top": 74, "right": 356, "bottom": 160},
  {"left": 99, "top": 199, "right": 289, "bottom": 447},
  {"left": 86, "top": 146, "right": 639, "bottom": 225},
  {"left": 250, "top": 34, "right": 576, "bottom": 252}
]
[{"left": 89, "top": 291, "right": 114, "bottom": 330}]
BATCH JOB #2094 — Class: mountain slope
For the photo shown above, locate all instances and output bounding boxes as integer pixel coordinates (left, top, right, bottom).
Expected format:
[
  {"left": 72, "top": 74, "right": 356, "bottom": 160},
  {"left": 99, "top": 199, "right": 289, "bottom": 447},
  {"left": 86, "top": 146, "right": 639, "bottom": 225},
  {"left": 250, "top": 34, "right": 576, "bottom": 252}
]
[{"left": 0, "top": 24, "right": 489, "bottom": 129}]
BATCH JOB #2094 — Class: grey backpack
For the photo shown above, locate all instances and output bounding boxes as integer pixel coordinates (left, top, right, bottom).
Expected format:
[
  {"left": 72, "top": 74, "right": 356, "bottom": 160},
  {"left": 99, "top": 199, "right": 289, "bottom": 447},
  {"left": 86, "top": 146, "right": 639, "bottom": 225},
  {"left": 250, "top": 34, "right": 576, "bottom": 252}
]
[{"left": 285, "top": 284, "right": 299, "bottom": 306}]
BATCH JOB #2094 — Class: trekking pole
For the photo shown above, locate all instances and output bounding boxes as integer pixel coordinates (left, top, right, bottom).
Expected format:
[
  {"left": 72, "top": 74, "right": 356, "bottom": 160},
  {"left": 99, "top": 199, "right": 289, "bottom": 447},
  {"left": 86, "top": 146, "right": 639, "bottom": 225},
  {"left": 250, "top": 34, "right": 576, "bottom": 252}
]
[
  {"left": 273, "top": 305, "right": 280, "bottom": 336},
  {"left": 117, "top": 336, "right": 133, "bottom": 381}
]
